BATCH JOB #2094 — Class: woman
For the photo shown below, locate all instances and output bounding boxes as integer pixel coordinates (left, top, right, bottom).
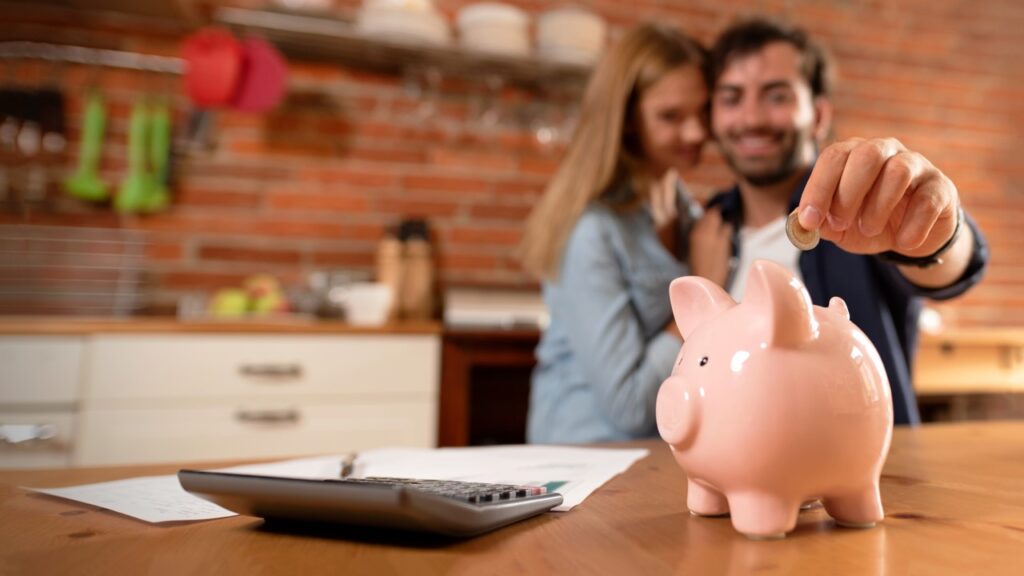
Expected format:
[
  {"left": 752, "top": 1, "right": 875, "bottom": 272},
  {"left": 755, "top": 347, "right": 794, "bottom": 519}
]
[{"left": 519, "top": 23, "right": 722, "bottom": 444}]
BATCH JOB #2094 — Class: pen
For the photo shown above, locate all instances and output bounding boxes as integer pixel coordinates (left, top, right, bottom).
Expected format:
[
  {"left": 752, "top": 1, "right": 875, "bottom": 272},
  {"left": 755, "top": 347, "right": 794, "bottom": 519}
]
[{"left": 340, "top": 452, "right": 357, "bottom": 478}]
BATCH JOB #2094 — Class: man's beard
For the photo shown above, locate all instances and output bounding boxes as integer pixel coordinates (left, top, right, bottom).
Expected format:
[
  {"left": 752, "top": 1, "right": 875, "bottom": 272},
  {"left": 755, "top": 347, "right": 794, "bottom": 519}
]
[{"left": 720, "top": 130, "right": 808, "bottom": 187}]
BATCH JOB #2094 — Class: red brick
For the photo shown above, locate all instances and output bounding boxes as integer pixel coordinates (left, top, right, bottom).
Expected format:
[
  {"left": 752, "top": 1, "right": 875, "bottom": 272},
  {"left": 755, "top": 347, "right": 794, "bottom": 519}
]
[
  {"left": 290, "top": 62, "right": 345, "bottom": 82},
  {"left": 492, "top": 180, "right": 544, "bottom": 198},
  {"left": 342, "top": 148, "right": 427, "bottom": 164},
  {"left": 183, "top": 160, "right": 292, "bottom": 181},
  {"left": 311, "top": 250, "right": 376, "bottom": 267},
  {"left": 437, "top": 253, "right": 501, "bottom": 270},
  {"left": 296, "top": 167, "right": 394, "bottom": 187},
  {"left": 467, "top": 204, "right": 533, "bottom": 220},
  {"left": 353, "top": 122, "right": 406, "bottom": 140},
  {"left": 257, "top": 220, "right": 384, "bottom": 241},
  {"left": 443, "top": 226, "right": 522, "bottom": 246},
  {"left": 177, "top": 185, "right": 262, "bottom": 209},
  {"left": 401, "top": 174, "right": 490, "bottom": 194},
  {"left": 497, "top": 133, "right": 543, "bottom": 152},
  {"left": 518, "top": 156, "right": 561, "bottom": 177},
  {"left": 198, "top": 245, "right": 302, "bottom": 265},
  {"left": 377, "top": 197, "right": 462, "bottom": 217},
  {"left": 227, "top": 137, "right": 337, "bottom": 158},
  {"left": 146, "top": 241, "right": 184, "bottom": 261},
  {"left": 161, "top": 271, "right": 251, "bottom": 290},
  {"left": 429, "top": 149, "right": 517, "bottom": 172},
  {"left": 267, "top": 191, "right": 371, "bottom": 212}
]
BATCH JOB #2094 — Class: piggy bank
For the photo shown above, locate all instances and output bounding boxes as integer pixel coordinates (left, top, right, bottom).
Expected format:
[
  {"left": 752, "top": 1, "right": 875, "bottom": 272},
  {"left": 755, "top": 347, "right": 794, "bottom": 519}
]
[{"left": 656, "top": 259, "right": 893, "bottom": 539}]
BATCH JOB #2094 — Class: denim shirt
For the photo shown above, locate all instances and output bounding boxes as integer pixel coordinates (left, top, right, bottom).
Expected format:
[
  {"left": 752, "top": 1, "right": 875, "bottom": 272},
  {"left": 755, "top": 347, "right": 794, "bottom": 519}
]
[{"left": 527, "top": 202, "right": 687, "bottom": 444}]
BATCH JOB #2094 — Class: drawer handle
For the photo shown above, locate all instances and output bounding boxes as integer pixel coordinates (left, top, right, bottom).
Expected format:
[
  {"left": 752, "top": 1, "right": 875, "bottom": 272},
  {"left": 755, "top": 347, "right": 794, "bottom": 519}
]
[
  {"left": 0, "top": 423, "right": 58, "bottom": 444},
  {"left": 238, "top": 364, "right": 303, "bottom": 379},
  {"left": 235, "top": 409, "right": 301, "bottom": 424}
]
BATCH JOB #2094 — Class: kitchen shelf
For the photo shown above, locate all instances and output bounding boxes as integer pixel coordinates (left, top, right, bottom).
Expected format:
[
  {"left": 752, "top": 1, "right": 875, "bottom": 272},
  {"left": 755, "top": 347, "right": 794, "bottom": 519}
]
[{"left": 213, "top": 7, "right": 593, "bottom": 88}]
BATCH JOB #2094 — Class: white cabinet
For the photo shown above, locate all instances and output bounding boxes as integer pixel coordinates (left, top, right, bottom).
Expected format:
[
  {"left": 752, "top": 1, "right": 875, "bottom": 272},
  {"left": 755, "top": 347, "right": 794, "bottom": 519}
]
[
  {"left": 0, "top": 330, "right": 440, "bottom": 468},
  {"left": 0, "top": 336, "right": 85, "bottom": 469},
  {"left": 77, "top": 334, "right": 439, "bottom": 466}
]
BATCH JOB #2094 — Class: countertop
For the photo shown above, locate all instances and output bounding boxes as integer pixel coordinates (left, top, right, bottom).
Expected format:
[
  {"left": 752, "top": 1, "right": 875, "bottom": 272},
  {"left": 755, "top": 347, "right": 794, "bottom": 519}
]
[{"left": 0, "top": 316, "right": 442, "bottom": 335}]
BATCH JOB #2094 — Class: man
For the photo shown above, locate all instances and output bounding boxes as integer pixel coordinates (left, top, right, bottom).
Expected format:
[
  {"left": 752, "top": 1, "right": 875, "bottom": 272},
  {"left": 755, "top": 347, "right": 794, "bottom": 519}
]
[{"left": 692, "top": 17, "right": 988, "bottom": 425}]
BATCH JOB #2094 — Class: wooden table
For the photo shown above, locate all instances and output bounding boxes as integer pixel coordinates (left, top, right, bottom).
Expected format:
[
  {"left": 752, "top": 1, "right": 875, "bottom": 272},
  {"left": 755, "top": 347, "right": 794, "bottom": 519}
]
[{"left": 1, "top": 421, "right": 1022, "bottom": 575}]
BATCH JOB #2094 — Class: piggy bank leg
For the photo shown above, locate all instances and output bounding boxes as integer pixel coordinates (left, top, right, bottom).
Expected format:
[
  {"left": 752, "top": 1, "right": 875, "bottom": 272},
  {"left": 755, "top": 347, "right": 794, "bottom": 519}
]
[
  {"left": 687, "top": 479, "right": 729, "bottom": 517},
  {"left": 727, "top": 492, "right": 800, "bottom": 539},
  {"left": 822, "top": 483, "right": 884, "bottom": 528}
]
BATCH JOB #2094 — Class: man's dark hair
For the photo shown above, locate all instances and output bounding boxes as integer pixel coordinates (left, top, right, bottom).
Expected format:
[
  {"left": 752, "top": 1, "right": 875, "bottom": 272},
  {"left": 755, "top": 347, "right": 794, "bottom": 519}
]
[{"left": 709, "top": 17, "right": 833, "bottom": 97}]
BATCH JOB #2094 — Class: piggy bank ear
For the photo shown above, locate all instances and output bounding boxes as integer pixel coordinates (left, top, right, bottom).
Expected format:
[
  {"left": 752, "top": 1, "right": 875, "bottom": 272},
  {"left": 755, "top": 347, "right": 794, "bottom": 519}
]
[
  {"left": 744, "top": 259, "right": 819, "bottom": 348},
  {"left": 828, "top": 296, "right": 850, "bottom": 320},
  {"left": 669, "top": 276, "right": 735, "bottom": 340}
]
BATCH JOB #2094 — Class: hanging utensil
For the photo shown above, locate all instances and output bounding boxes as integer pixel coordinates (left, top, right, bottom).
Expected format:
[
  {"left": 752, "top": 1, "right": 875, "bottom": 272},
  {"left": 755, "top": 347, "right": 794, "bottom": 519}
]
[
  {"left": 145, "top": 96, "right": 171, "bottom": 212},
  {"left": 113, "top": 98, "right": 151, "bottom": 214},
  {"left": 232, "top": 37, "right": 287, "bottom": 113},
  {"left": 63, "top": 89, "right": 108, "bottom": 201}
]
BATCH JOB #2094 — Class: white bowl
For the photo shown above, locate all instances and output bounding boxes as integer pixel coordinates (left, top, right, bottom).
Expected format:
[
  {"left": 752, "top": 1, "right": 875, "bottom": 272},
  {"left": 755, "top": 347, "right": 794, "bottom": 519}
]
[{"left": 328, "top": 282, "right": 394, "bottom": 326}]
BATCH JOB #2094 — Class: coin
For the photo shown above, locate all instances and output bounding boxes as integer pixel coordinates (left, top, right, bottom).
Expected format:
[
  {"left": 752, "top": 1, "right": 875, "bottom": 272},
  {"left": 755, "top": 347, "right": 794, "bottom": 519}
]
[{"left": 786, "top": 208, "right": 820, "bottom": 250}]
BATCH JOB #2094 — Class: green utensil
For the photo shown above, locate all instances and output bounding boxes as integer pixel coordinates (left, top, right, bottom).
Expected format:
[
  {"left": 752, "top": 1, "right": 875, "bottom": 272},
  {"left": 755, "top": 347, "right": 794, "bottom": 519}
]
[
  {"left": 144, "top": 99, "right": 171, "bottom": 212},
  {"left": 114, "top": 100, "right": 151, "bottom": 214},
  {"left": 63, "top": 90, "right": 108, "bottom": 201}
]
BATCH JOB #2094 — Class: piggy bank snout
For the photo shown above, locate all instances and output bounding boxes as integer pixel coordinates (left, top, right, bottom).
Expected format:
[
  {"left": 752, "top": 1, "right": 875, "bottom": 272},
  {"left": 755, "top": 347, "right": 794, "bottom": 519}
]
[{"left": 656, "top": 375, "right": 699, "bottom": 448}]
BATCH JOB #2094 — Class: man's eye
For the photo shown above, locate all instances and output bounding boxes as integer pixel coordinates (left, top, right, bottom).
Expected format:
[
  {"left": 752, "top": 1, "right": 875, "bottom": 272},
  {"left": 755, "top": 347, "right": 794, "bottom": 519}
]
[
  {"left": 699, "top": 356, "right": 709, "bottom": 367},
  {"left": 715, "top": 94, "right": 739, "bottom": 107}
]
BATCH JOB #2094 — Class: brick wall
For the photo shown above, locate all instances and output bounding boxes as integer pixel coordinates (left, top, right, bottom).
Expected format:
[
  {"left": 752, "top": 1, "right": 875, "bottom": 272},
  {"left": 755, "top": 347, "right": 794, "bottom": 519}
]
[{"left": 1, "top": 0, "right": 1021, "bottom": 325}]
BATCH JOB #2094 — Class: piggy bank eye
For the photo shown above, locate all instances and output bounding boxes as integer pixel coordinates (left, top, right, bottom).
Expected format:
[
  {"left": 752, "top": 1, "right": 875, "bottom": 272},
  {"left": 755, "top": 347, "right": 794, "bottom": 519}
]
[{"left": 699, "top": 356, "right": 709, "bottom": 367}]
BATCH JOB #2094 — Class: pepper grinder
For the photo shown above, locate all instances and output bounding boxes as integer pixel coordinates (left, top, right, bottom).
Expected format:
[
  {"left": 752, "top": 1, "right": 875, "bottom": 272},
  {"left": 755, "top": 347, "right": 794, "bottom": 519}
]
[
  {"left": 401, "top": 236, "right": 434, "bottom": 320},
  {"left": 375, "top": 233, "right": 403, "bottom": 322}
]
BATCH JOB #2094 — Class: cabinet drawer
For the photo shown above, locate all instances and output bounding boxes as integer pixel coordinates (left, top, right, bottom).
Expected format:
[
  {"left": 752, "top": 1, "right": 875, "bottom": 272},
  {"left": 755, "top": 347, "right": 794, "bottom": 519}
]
[
  {"left": 914, "top": 343, "right": 1023, "bottom": 395},
  {"left": 0, "top": 411, "right": 75, "bottom": 469},
  {"left": 75, "top": 399, "right": 436, "bottom": 466},
  {"left": 0, "top": 336, "right": 83, "bottom": 404},
  {"left": 87, "top": 334, "right": 439, "bottom": 401}
]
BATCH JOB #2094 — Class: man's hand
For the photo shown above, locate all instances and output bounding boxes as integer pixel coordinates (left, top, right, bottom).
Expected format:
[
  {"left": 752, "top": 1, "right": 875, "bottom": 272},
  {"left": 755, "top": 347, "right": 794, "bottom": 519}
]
[
  {"left": 796, "top": 137, "right": 958, "bottom": 257},
  {"left": 797, "top": 137, "right": 973, "bottom": 287}
]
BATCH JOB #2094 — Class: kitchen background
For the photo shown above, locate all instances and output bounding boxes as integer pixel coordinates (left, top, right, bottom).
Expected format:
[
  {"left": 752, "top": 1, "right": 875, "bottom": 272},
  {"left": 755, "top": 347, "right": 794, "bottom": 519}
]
[{"left": 0, "top": 0, "right": 1020, "bottom": 326}]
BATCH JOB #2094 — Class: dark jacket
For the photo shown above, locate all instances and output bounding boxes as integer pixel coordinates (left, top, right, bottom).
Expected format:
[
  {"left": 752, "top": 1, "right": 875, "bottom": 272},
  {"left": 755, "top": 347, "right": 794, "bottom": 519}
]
[{"left": 709, "top": 175, "right": 989, "bottom": 425}]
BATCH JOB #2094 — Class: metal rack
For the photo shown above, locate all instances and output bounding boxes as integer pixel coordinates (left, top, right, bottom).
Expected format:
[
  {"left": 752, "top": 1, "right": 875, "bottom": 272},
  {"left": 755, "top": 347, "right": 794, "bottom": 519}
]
[
  {"left": 0, "top": 41, "right": 184, "bottom": 74},
  {"left": 214, "top": 7, "right": 592, "bottom": 88},
  {"left": 0, "top": 225, "right": 146, "bottom": 316}
]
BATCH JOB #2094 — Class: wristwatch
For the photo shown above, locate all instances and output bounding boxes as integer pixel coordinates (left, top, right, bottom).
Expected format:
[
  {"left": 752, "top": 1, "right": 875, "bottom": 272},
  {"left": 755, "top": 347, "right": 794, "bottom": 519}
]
[{"left": 877, "top": 206, "right": 964, "bottom": 269}]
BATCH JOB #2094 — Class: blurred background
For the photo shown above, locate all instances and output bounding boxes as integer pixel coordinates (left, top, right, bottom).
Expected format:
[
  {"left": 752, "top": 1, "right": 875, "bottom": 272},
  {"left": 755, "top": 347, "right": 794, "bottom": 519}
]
[{"left": 0, "top": 0, "right": 1021, "bottom": 468}]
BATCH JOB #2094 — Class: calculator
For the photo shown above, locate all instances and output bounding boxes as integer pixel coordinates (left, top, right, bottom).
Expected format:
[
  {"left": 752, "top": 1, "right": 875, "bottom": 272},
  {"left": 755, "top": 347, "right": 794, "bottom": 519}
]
[{"left": 177, "top": 470, "right": 563, "bottom": 537}]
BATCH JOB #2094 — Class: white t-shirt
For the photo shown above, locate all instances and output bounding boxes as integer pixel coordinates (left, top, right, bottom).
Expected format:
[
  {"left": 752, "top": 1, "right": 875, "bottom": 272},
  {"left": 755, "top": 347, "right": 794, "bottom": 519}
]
[{"left": 728, "top": 216, "right": 803, "bottom": 301}]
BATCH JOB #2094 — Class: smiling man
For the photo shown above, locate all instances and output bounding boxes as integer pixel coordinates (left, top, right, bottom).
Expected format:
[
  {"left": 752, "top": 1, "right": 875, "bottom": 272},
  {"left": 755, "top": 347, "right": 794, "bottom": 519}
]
[{"left": 690, "top": 17, "right": 989, "bottom": 425}]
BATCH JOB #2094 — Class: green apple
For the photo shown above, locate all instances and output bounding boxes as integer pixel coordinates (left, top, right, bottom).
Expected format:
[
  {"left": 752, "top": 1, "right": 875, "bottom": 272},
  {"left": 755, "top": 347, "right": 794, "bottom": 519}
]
[
  {"left": 250, "top": 291, "right": 290, "bottom": 315},
  {"left": 209, "top": 288, "right": 250, "bottom": 317}
]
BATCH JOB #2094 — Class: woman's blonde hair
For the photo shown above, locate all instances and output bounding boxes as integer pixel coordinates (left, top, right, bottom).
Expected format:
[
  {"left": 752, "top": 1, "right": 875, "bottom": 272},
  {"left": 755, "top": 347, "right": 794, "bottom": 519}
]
[{"left": 518, "top": 23, "right": 706, "bottom": 280}]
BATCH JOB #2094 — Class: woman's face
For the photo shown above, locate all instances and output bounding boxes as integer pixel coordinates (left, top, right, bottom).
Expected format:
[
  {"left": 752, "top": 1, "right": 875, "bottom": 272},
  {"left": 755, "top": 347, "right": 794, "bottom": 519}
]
[{"left": 634, "top": 64, "right": 708, "bottom": 177}]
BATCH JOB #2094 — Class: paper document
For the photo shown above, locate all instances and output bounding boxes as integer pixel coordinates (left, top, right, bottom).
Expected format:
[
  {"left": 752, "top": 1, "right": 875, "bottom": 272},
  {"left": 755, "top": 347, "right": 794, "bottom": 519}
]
[
  {"left": 27, "top": 445, "right": 648, "bottom": 522},
  {"left": 30, "top": 475, "right": 235, "bottom": 523}
]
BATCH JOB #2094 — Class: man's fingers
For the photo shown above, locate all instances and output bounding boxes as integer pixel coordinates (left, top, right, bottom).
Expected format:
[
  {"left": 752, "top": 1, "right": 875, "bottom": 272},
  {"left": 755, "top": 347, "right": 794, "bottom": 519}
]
[
  {"left": 798, "top": 138, "right": 861, "bottom": 231},
  {"left": 858, "top": 150, "right": 919, "bottom": 237},
  {"left": 830, "top": 138, "right": 904, "bottom": 232},
  {"left": 894, "top": 181, "right": 948, "bottom": 252}
]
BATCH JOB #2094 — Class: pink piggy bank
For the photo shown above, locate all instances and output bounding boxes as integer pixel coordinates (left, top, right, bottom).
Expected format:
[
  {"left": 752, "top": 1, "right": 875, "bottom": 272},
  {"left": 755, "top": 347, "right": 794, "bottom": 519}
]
[{"left": 656, "top": 259, "right": 893, "bottom": 539}]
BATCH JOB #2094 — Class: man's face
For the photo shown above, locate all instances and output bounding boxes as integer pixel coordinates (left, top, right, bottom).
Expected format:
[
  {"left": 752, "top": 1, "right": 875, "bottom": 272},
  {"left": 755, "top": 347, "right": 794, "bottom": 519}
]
[{"left": 711, "top": 42, "right": 827, "bottom": 187}]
